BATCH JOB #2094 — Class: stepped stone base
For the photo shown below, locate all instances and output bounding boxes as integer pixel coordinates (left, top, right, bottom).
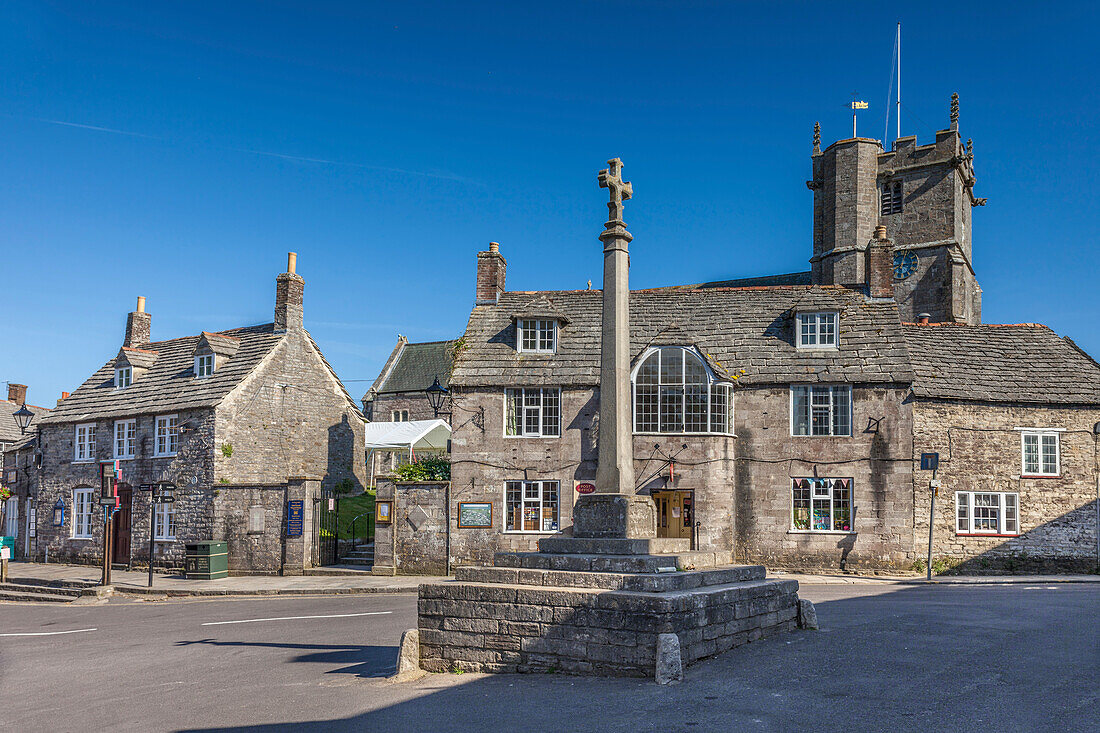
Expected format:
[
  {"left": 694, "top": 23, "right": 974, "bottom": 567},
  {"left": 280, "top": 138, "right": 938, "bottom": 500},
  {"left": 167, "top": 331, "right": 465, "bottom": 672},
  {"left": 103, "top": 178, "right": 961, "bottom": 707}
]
[{"left": 417, "top": 555, "right": 800, "bottom": 678}]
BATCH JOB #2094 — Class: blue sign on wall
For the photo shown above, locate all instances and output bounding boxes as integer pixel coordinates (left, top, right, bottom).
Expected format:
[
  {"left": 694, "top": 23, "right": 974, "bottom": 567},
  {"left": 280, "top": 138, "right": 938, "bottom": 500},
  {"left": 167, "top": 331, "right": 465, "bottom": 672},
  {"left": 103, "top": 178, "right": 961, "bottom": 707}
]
[{"left": 287, "top": 500, "right": 304, "bottom": 537}]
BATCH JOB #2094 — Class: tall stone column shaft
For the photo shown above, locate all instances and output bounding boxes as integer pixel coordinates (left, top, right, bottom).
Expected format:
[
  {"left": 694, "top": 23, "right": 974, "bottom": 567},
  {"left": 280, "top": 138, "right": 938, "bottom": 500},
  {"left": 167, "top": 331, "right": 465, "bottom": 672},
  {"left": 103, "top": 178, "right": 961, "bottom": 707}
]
[{"left": 595, "top": 224, "right": 635, "bottom": 495}]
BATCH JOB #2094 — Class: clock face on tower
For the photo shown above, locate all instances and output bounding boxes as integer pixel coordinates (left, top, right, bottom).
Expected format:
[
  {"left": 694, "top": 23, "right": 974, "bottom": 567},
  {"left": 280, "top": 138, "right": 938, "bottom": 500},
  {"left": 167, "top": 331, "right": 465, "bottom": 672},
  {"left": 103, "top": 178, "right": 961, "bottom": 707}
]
[{"left": 893, "top": 251, "right": 918, "bottom": 280}]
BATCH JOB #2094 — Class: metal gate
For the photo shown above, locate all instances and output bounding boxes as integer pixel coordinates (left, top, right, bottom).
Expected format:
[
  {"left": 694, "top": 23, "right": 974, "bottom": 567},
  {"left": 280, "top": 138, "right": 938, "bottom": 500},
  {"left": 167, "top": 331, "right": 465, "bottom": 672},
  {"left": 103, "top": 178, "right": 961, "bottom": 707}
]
[{"left": 312, "top": 488, "right": 338, "bottom": 566}]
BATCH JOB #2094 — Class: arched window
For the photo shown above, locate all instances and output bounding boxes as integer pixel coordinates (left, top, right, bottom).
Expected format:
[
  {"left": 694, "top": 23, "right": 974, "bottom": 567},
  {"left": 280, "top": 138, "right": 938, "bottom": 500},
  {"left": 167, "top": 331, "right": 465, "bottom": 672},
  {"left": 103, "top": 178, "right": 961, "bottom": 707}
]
[{"left": 632, "top": 347, "right": 733, "bottom": 434}]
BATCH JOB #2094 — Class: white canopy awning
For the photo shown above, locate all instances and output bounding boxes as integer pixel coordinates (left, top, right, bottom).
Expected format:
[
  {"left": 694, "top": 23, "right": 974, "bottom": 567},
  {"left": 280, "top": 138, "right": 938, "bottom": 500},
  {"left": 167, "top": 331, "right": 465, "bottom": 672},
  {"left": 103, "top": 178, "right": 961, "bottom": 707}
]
[{"left": 364, "top": 419, "right": 451, "bottom": 452}]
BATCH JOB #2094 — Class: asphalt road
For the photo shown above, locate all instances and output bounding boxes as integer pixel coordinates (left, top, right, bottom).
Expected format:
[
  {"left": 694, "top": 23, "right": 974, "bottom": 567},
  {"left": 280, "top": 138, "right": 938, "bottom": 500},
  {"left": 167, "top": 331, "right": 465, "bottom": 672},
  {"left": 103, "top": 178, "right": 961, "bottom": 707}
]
[{"left": 2, "top": 583, "right": 1098, "bottom": 732}]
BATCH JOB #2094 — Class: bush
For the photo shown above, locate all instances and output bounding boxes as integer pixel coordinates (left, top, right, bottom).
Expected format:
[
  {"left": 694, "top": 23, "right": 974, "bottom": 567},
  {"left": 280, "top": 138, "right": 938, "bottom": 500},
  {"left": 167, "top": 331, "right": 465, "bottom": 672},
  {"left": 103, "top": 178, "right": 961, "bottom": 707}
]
[{"left": 394, "top": 455, "right": 450, "bottom": 482}]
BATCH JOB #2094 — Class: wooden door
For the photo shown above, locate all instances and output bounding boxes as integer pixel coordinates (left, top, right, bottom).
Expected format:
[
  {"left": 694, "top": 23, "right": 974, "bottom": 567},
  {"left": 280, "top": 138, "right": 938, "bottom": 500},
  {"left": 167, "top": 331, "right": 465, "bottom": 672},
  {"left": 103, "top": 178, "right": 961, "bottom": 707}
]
[
  {"left": 112, "top": 487, "right": 133, "bottom": 564},
  {"left": 654, "top": 491, "right": 693, "bottom": 540}
]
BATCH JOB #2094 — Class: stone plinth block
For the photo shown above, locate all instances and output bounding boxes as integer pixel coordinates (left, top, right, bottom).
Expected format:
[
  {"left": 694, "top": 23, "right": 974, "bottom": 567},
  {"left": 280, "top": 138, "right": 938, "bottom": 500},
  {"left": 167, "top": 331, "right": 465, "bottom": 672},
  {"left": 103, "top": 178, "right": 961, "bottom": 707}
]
[
  {"left": 417, "top": 556, "right": 802, "bottom": 679},
  {"left": 536, "top": 537, "right": 690, "bottom": 556},
  {"left": 572, "top": 494, "right": 657, "bottom": 539}
]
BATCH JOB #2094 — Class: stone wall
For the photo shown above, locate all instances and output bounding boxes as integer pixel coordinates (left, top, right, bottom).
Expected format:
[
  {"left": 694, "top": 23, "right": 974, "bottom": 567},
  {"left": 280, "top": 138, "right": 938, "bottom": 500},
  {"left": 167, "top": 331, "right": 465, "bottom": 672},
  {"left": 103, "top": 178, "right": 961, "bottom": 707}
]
[
  {"left": 417, "top": 569, "right": 799, "bottom": 676},
  {"left": 448, "top": 386, "right": 738, "bottom": 567},
  {"left": 214, "top": 330, "right": 366, "bottom": 494},
  {"left": 367, "top": 392, "right": 438, "bottom": 424},
  {"left": 31, "top": 408, "right": 216, "bottom": 567},
  {"left": 734, "top": 384, "right": 916, "bottom": 570},
  {"left": 912, "top": 400, "right": 1100, "bottom": 572},
  {"left": 373, "top": 478, "right": 448, "bottom": 575}
]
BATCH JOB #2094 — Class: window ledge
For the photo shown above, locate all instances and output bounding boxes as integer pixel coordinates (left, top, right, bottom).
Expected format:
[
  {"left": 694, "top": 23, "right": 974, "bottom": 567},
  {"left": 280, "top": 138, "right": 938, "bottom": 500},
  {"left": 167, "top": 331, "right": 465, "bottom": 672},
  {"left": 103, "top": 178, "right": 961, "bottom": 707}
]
[
  {"left": 71, "top": 460, "right": 96, "bottom": 464},
  {"left": 503, "top": 435, "right": 561, "bottom": 440},
  {"left": 503, "top": 531, "right": 560, "bottom": 536},
  {"left": 69, "top": 537, "right": 94, "bottom": 541},
  {"left": 1020, "top": 474, "right": 1062, "bottom": 480},
  {"left": 153, "top": 454, "right": 179, "bottom": 459},
  {"left": 787, "top": 530, "right": 856, "bottom": 536},
  {"left": 633, "top": 432, "right": 737, "bottom": 438},
  {"left": 955, "top": 533, "right": 1019, "bottom": 538}
]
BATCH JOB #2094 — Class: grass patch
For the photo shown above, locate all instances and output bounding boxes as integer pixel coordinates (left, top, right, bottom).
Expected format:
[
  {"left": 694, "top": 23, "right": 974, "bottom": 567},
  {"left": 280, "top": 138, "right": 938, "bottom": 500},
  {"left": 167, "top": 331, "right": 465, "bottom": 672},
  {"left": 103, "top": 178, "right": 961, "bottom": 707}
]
[{"left": 337, "top": 491, "right": 376, "bottom": 541}]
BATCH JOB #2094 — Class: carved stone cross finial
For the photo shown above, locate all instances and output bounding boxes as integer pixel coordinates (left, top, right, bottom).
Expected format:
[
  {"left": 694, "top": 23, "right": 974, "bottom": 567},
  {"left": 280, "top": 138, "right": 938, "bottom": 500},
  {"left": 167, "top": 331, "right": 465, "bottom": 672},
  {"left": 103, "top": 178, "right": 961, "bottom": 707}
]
[
  {"left": 812, "top": 122, "right": 821, "bottom": 153},
  {"left": 950, "top": 92, "right": 960, "bottom": 126},
  {"left": 598, "top": 158, "right": 632, "bottom": 223}
]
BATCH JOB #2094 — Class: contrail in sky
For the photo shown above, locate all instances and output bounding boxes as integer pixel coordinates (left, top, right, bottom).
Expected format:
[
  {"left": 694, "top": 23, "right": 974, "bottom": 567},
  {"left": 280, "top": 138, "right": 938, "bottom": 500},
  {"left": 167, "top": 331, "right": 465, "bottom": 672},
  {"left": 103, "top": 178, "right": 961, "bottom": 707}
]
[{"left": 8, "top": 113, "right": 478, "bottom": 184}]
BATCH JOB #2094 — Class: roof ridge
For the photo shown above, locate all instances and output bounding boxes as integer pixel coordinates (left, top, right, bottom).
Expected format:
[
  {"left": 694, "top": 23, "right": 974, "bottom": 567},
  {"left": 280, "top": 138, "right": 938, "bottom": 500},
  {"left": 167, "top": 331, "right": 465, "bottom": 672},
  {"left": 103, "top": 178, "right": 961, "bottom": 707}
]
[
  {"left": 902, "top": 322, "right": 1052, "bottom": 329},
  {"left": 144, "top": 323, "right": 274, "bottom": 347}
]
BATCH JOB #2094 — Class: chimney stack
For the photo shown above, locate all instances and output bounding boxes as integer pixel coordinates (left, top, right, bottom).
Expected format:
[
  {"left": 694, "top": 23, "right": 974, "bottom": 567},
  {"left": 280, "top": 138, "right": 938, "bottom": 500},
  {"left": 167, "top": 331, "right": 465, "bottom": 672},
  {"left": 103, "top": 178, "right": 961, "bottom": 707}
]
[
  {"left": 7, "top": 383, "right": 27, "bottom": 404},
  {"left": 917, "top": 313, "right": 931, "bottom": 325},
  {"left": 124, "top": 296, "right": 152, "bottom": 347},
  {"left": 475, "top": 242, "right": 507, "bottom": 305},
  {"left": 867, "top": 226, "right": 895, "bottom": 299},
  {"left": 275, "top": 252, "right": 304, "bottom": 332}
]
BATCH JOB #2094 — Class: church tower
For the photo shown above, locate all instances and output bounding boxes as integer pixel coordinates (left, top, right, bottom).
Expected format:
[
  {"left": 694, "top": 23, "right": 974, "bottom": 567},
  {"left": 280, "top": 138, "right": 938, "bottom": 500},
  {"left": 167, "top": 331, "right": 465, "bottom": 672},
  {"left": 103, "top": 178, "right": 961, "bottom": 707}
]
[{"left": 808, "top": 94, "right": 984, "bottom": 324}]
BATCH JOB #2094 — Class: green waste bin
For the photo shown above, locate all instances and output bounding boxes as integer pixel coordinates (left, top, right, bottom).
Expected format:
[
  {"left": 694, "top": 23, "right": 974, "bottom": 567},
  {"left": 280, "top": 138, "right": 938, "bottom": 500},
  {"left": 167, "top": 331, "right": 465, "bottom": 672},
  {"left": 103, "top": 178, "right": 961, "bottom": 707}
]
[{"left": 184, "top": 541, "right": 229, "bottom": 580}]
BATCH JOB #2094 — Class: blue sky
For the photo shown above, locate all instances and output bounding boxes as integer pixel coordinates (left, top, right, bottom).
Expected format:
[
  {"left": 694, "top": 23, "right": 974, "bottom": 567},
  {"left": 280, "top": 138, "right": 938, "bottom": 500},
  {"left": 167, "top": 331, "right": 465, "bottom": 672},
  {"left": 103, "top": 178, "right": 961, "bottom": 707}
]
[{"left": 2, "top": 1, "right": 1097, "bottom": 408}]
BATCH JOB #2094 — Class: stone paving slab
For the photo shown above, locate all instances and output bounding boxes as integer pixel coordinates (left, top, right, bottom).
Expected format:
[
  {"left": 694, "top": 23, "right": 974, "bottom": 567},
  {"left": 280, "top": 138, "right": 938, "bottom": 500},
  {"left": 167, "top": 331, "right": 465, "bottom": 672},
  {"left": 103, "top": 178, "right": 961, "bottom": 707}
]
[
  {"left": 774, "top": 571, "right": 1100, "bottom": 585},
  {"left": 3, "top": 561, "right": 434, "bottom": 597}
]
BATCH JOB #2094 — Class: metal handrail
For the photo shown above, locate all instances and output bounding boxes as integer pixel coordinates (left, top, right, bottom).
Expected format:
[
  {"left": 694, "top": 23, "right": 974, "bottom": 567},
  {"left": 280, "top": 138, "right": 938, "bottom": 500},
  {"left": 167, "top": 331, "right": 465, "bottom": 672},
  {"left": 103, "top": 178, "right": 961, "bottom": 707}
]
[{"left": 350, "top": 512, "right": 372, "bottom": 546}]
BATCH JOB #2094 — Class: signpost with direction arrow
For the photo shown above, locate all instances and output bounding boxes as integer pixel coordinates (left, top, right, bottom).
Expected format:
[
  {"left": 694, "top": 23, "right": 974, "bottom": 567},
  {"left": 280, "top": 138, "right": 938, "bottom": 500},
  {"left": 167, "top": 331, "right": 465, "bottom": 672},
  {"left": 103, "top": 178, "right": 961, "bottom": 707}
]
[{"left": 142, "top": 482, "right": 176, "bottom": 587}]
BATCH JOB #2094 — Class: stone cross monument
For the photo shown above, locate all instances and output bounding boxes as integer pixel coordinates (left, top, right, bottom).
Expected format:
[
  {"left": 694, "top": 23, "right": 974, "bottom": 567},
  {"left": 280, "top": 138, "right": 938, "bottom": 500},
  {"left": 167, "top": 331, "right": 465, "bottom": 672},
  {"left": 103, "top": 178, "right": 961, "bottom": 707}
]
[{"left": 571, "top": 158, "right": 657, "bottom": 539}]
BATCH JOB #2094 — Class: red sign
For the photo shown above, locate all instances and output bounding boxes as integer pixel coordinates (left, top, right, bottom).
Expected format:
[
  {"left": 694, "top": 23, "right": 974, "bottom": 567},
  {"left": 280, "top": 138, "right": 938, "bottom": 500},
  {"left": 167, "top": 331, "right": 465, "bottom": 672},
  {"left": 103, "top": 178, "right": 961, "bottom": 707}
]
[{"left": 576, "top": 483, "right": 596, "bottom": 495}]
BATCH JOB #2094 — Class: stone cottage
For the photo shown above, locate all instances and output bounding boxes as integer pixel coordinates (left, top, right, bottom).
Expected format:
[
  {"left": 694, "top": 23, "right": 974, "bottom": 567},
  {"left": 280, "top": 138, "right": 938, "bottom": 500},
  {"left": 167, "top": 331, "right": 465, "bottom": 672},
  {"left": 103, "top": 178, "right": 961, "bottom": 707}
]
[
  {"left": 361, "top": 336, "right": 459, "bottom": 423},
  {"left": 394, "top": 94, "right": 1100, "bottom": 573},
  {"left": 1, "top": 383, "right": 51, "bottom": 559},
  {"left": 32, "top": 254, "right": 366, "bottom": 574}
]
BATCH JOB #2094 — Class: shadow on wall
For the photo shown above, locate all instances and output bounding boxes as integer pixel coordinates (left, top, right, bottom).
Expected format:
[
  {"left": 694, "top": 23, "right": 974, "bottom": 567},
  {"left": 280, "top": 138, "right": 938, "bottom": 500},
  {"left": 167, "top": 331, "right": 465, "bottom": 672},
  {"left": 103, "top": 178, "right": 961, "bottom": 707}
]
[
  {"left": 937, "top": 499, "right": 1099, "bottom": 575},
  {"left": 326, "top": 414, "right": 363, "bottom": 493}
]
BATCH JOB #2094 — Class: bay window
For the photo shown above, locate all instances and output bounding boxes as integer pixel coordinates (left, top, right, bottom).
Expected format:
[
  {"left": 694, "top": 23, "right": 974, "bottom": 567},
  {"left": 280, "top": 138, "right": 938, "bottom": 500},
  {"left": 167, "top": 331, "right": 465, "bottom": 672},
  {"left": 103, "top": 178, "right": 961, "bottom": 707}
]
[{"left": 632, "top": 347, "right": 734, "bottom": 434}]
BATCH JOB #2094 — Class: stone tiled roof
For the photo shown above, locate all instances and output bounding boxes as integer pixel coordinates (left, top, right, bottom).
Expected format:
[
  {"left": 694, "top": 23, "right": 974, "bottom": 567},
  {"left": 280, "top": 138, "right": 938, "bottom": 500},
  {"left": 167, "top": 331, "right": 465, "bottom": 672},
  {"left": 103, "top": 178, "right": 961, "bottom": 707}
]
[
  {"left": 453, "top": 286, "right": 914, "bottom": 388},
  {"left": 902, "top": 323, "right": 1100, "bottom": 405},
  {"left": 38, "top": 324, "right": 284, "bottom": 424},
  {"left": 0, "top": 400, "right": 50, "bottom": 443},
  {"left": 367, "top": 339, "right": 460, "bottom": 398}
]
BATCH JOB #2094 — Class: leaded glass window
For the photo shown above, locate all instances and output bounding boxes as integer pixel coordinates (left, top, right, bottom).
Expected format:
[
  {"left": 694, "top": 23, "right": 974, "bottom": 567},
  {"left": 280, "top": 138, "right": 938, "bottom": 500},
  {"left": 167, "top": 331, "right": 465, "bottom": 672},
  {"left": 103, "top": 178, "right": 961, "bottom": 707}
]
[
  {"left": 505, "top": 388, "right": 561, "bottom": 437},
  {"left": 791, "top": 385, "right": 852, "bottom": 436},
  {"left": 631, "top": 347, "right": 734, "bottom": 435},
  {"left": 791, "top": 478, "right": 852, "bottom": 532}
]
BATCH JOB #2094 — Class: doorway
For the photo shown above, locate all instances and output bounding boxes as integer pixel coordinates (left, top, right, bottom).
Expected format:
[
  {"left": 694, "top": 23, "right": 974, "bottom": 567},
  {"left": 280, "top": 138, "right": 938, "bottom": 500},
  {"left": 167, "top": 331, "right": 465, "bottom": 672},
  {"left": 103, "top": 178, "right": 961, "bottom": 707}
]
[
  {"left": 652, "top": 490, "right": 694, "bottom": 543},
  {"left": 111, "top": 486, "right": 133, "bottom": 567}
]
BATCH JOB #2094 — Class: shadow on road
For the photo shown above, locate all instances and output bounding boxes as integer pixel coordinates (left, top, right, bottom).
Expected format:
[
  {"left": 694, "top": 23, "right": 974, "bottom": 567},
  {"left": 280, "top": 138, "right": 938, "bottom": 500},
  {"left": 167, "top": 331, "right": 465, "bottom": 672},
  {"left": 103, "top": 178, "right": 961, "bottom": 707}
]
[
  {"left": 175, "top": 639, "right": 398, "bottom": 679},
  {"left": 179, "top": 583, "right": 1100, "bottom": 733}
]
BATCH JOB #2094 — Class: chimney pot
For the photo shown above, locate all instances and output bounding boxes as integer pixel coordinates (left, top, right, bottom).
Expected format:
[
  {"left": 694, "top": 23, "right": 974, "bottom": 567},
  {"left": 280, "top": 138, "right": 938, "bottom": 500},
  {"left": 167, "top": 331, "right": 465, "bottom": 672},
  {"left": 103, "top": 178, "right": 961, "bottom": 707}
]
[
  {"left": 287, "top": 252, "right": 297, "bottom": 275},
  {"left": 7, "top": 383, "right": 27, "bottom": 404},
  {"left": 874, "top": 225, "right": 888, "bottom": 241},
  {"left": 136, "top": 296, "right": 146, "bottom": 313},
  {"left": 917, "top": 313, "right": 931, "bottom": 325},
  {"left": 489, "top": 242, "right": 499, "bottom": 254}
]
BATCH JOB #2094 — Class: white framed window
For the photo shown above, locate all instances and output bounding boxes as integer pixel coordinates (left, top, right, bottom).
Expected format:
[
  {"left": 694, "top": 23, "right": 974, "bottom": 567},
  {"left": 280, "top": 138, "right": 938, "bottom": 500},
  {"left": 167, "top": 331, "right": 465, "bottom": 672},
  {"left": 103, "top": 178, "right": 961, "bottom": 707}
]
[
  {"left": 194, "top": 353, "right": 214, "bottom": 378},
  {"left": 881, "top": 180, "right": 903, "bottom": 215},
  {"left": 115, "top": 366, "right": 132, "bottom": 389},
  {"left": 505, "top": 388, "right": 561, "bottom": 437},
  {"left": 517, "top": 319, "right": 557, "bottom": 353},
  {"left": 114, "top": 419, "right": 137, "bottom": 459},
  {"left": 791, "top": 478, "right": 853, "bottom": 532},
  {"left": 72, "top": 487, "right": 95, "bottom": 538},
  {"left": 1021, "top": 431, "right": 1060, "bottom": 477},
  {"left": 791, "top": 385, "right": 852, "bottom": 436},
  {"left": 74, "top": 423, "right": 97, "bottom": 462},
  {"left": 796, "top": 312, "right": 839, "bottom": 348},
  {"left": 155, "top": 415, "right": 179, "bottom": 457},
  {"left": 504, "top": 480, "right": 559, "bottom": 533},
  {"left": 632, "top": 346, "right": 734, "bottom": 435},
  {"left": 154, "top": 501, "right": 177, "bottom": 540},
  {"left": 956, "top": 491, "right": 1019, "bottom": 536},
  {"left": 391, "top": 410, "right": 409, "bottom": 422}
]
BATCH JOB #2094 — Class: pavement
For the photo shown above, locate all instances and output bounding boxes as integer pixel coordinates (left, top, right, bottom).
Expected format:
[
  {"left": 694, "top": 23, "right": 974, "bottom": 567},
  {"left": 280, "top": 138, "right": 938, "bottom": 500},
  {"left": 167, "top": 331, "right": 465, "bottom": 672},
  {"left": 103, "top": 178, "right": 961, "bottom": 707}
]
[
  {"left": 4, "top": 561, "right": 1097, "bottom": 599},
  {"left": 2, "top": 583, "right": 1097, "bottom": 732},
  {"left": 3, "top": 561, "right": 427, "bottom": 596}
]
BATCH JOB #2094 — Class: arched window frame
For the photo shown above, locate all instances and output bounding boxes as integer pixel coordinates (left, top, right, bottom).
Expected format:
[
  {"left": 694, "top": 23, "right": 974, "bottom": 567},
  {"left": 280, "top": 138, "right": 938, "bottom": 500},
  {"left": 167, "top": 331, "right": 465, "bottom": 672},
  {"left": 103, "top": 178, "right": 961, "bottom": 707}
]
[{"left": 630, "top": 346, "right": 734, "bottom": 435}]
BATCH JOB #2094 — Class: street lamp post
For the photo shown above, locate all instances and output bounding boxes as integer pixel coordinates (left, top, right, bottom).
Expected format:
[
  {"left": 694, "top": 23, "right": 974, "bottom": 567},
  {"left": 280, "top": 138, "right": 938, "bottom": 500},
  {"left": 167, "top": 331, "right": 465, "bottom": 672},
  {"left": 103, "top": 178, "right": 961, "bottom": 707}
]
[
  {"left": 13, "top": 404, "right": 34, "bottom": 434},
  {"left": 425, "top": 377, "right": 449, "bottom": 419}
]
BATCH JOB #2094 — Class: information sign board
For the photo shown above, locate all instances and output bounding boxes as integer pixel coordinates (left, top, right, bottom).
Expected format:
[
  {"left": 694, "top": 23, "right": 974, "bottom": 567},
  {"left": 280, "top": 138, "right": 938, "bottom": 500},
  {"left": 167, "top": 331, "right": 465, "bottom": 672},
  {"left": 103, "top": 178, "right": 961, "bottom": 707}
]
[{"left": 286, "top": 500, "right": 304, "bottom": 537}]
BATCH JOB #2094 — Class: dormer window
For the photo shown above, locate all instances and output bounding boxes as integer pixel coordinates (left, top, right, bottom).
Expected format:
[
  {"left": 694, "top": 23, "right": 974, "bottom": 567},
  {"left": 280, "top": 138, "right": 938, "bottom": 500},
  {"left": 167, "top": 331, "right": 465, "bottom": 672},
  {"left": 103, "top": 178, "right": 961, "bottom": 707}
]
[
  {"left": 518, "top": 319, "right": 557, "bottom": 353},
  {"left": 797, "top": 312, "right": 839, "bottom": 348},
  {"left": 631, "top": 346, "right": 734, "bottom": 435},
  {"left": 195, "top": 353, "right": 214, "bottom": 378},
  {"left": 115, "top": 366, "right": 132, "bottom": 389}
]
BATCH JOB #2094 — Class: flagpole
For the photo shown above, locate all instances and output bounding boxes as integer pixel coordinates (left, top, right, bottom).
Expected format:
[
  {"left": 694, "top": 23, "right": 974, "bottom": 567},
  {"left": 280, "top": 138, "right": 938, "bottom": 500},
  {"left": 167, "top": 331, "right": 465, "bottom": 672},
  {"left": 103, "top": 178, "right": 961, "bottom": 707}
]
[{"left": 896, "top": 22, "right": 901, "bottom": 140}]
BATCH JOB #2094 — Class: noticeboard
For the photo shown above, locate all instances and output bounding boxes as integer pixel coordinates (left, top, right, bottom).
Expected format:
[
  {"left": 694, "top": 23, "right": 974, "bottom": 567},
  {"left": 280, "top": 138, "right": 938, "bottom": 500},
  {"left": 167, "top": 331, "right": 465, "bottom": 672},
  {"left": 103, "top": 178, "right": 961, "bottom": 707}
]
[{"left": 286, "top": 500, "right": 304, "bottom": 538}]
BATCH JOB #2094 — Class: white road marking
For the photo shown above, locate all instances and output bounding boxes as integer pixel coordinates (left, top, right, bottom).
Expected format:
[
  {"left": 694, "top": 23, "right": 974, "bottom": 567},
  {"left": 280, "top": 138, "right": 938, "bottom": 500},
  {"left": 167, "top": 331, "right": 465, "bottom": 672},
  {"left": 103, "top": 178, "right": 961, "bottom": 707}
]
[
  {"left": 201, "top": 611, "right": 392, "bottom": 626},
  {"left": 0, "top": 627, "right": 97, "bottom": 637}
]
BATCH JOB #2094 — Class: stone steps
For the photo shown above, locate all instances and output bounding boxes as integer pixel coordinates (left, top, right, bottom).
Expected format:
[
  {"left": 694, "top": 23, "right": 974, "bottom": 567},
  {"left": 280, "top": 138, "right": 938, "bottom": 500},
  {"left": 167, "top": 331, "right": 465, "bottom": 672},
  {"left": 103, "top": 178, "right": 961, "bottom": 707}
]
[
  {"left": 537, "top": 537, "right": 692, "bottom": 555},
  {"left": 455, "top": 564, "right": 767, "bottom": 592},
  {"left": 494, "top": 550, "right": 730, "bottom": 573},
  {"left": 0, "top": 587, "right": 76, "bottom": 603},
  {"left": 0, "top": 579, "right": 111, "bottom": 602}
]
